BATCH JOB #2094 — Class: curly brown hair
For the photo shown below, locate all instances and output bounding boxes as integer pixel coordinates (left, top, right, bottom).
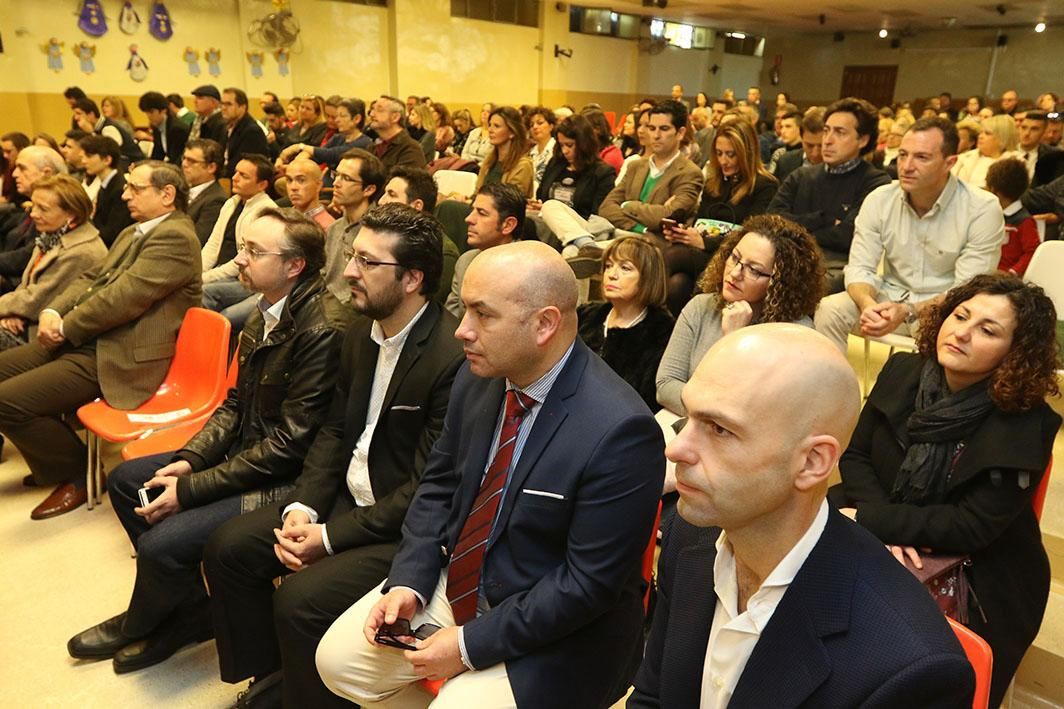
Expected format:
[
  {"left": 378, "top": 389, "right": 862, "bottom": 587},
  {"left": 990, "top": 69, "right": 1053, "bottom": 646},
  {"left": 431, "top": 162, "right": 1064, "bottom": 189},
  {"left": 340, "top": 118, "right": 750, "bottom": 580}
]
[
  {"left": 916, "top": 273, "right": 1061, "bottom": 412},
  {"left": 697, "top": 214, "right": 824, "bottom": 323}
]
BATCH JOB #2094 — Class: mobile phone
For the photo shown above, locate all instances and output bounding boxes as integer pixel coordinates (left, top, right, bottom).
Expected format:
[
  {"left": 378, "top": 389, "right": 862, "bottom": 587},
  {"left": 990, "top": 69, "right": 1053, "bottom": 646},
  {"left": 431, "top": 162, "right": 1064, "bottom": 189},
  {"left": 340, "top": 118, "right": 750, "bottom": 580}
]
[
  {"left": 137, "top": 485, "right": 164, "bottom": 507},
  {"left": 660, "top": 218, "right": 679, "bottom": 230}
]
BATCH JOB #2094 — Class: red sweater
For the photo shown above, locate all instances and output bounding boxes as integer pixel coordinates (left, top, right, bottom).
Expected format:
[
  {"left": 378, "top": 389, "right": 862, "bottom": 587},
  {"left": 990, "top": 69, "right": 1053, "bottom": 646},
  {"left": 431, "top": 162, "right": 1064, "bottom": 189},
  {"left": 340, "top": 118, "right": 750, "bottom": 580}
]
[{"left": 997, "top": 212, "right": 1040, "bottom": 276}]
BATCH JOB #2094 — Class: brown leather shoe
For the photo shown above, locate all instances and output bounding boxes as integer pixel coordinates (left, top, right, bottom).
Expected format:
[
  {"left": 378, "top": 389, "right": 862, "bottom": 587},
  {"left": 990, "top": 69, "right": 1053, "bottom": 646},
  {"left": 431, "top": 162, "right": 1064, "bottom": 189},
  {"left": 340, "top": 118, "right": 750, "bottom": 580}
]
[{"left": 30, "top": 483, "right": 88, "bottom": 520}]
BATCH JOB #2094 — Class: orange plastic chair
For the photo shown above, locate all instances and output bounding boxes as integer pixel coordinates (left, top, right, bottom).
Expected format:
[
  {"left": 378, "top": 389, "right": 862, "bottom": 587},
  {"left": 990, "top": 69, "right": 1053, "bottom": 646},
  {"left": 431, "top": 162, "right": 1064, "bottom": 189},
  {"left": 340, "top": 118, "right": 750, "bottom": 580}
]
[
  {"left": 76, "top": 308, "right": 231, "bottom": 508},
  {"left": 1031, "top": 456, "right": 1053, "bottom": 521},
  {"left": 948, "top": 617, "right": 992, "bottom": 709},
  {"left": 419, "top": 500, "right": 663, "bottom": 698},
  {"left": 121, "top": 350, "right": 240, "bottom": 461}
]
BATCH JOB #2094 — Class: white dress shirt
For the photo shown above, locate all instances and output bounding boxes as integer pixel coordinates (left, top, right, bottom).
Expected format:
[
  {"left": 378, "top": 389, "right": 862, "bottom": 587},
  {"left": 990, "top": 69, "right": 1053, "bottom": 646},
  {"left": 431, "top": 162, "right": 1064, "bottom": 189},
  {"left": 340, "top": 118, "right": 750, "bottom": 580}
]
[
  {"left": 259, "top": 295, "right": 287, "bottom": 340},
  {"left": 700, "top": 500, "right": 829, "bottom": 708}
]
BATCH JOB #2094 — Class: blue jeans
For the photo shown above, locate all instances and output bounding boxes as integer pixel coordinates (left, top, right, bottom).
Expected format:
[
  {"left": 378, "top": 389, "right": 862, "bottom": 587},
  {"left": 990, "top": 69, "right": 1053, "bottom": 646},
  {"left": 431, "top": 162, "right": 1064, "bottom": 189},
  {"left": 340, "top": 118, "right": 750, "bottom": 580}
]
[{"left": 108, "top": 453, "right": 242, "bottom": 636}]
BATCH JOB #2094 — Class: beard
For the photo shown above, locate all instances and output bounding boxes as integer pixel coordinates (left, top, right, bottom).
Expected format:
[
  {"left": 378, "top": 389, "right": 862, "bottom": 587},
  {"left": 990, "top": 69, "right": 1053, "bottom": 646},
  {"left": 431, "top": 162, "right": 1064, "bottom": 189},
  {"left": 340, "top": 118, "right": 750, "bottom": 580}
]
[{"left": 350, "top": 277, "right": 404, "bottom": 321}]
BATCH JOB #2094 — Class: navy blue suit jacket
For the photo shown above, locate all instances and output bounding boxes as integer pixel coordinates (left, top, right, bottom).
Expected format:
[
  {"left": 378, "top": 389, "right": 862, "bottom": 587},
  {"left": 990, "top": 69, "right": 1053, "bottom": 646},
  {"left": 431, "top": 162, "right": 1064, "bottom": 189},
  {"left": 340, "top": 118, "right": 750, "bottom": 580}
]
[
  {"left": 385, "top": 338, "right": 665, "bottom": 708},
  {"left": 630, "top": 507, "right": 975, "bottom": 708}
]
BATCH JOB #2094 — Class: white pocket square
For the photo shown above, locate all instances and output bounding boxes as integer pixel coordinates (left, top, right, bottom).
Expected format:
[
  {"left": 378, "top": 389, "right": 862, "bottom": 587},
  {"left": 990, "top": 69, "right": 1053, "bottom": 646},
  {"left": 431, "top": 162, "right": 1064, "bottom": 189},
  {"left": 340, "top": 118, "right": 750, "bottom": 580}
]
[
  {"left": 521, "top": 488, "right": 565, "bottom": 500},
  {"left": 390, "top": 404, "right": 421, "bottom": 411}
]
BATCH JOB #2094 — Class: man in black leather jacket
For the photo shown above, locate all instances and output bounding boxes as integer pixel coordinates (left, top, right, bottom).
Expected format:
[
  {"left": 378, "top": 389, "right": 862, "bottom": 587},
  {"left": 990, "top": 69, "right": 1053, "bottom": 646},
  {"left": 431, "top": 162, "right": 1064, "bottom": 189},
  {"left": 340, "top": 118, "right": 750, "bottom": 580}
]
[{"left": 67, "top": 207, "right": 351, "bottom": 675}]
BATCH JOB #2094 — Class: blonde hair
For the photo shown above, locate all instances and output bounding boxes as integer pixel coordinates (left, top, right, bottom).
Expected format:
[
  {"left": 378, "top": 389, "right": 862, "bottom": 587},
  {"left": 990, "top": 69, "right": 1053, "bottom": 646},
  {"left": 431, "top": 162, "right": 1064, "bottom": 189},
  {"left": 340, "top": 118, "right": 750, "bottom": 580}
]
[
  {"left": 410, "top": 103, "right": 437, "bottom": 132},
  {"left": 705, "top": 120, "right": 775, "bottom": 205},
  {"left": 981, "top": 114, "right": 1019, "bottom": 152}
]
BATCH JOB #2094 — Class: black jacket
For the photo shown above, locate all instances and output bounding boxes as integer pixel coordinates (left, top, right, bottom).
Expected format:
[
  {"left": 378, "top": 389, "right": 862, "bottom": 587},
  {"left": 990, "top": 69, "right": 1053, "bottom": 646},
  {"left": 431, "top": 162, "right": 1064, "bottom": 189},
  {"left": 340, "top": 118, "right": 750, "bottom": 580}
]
[
  {"left": 100, "top": 117, "right": 146, "bottom": 168},
  {"left": 697, "top": 173, "right": 777, "bottom": 225},
  {"left": 0, "top": 210, "right": 36, "bottom": 291},
  {"left": 150, "top": 115, "right": 190, "bottom": 165},
  {"left": 174, "top": 275, "right": 352, "bottom": 511},
  {"left": 283, "top": 301, "right": 465, "bottom": 552},
  {"left": 829, "top": 352, "right": 1060, "bottom": 705},
  {"left": 196, "top": 111, "right": 228, "bottom": 145},
  {"left": 577, "top": 302, "right": 673, "bottom": 410},
  {"left": 92, "top": 171, "right": 134, "bottom": 248},
  {"left": 186, "top": 180, "right": 228, "bottom": 246},
  {"left": 773, "top": 148, "right": 806, "bottom": 183},
  {"left": 224, "top": 114, "right": 270, "bottom": 177},
  {"left": 537, "top": 157, "right": 616, "bottom": 219},
  {"left": 768, "top": 160, "right": 891, "bottom": 261}
]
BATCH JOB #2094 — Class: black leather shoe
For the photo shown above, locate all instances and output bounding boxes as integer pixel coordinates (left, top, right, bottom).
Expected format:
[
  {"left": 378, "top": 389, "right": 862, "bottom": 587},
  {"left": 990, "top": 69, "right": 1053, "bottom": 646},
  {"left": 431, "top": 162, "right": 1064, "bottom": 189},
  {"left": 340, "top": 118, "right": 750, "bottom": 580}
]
[
  {"left": 232, "top": 673, "right": 283, "bottom": 709},
  {"left": 68, "top": 613, "right": 134, "bottom": 659},
  {"left": 112, "top": 619, "right": 213, "bottom": 674}
]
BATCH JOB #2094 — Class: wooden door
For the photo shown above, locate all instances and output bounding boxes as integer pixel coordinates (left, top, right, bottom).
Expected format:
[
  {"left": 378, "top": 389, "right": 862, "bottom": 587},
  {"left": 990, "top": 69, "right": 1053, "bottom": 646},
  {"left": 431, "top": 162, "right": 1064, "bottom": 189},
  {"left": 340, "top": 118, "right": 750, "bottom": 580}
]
[{"left": 839, "top": 65, "right": 898, "bottom": 106}]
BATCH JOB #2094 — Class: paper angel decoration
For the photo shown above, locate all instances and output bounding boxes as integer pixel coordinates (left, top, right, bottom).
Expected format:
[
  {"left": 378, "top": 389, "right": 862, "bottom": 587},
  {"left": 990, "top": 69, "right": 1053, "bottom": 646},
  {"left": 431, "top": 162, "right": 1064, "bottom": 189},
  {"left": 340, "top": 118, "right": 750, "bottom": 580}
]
[
  {"left": 206, "top": 48, "right": 222, "bottom": 77},
  {"left": 247, "top": 51, "right": 264, "bottom": 79},
  {"left": 74, "top": 41, "right": 97, "bottom": 74},
  {"left": 43, "top": 38, "right": 65, "bottom": 72},
  {"left": 184, "top": 47, "right": 201, "bottom": 76},
  {"left": 273, "top": 47, "right": 289, "bottom": 77}
]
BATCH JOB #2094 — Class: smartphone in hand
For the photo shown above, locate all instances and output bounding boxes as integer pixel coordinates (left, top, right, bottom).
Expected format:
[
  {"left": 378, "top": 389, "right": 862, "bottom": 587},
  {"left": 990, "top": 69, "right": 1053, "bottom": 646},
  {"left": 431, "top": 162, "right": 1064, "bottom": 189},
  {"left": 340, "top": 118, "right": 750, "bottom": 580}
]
[{"left": 137, "top": 486, "right": 165, "bottom": 508}]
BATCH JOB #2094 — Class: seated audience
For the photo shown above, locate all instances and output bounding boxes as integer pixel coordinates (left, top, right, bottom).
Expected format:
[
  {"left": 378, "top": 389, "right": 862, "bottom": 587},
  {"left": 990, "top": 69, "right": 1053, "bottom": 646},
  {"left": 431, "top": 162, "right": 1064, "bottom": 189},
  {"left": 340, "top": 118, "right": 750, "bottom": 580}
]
[
  {"left": 367, "top": 96, "right": 427, "bottom": 172},
  {"left": 376, "top": 166, "right": 459, "bottom": 304},
  {"left": 954, "top": 119, "right": 981, "bottom": 155},
  {"left": 285, "top": 95, "right": 327, "bottom": 149},
  {"left": 1022, "top": 170, "right": 1064, "bottom": 241},
  {"left": 182, "top": 139, "right": 228, "bottom": 246},
  {"left": 221, "top": 87, "right": 270, "bottom": 178},
  {"left": 598, "top": 100, "right": 704, "bottom": 240},
  {"left": 525, "top": 106, "right": 556, "bottom": 192},
  {"left": 0, "top": 175, "right": 107, "bottom": 350},
  {"left": 615, "top": 110, "right": 640, "bottom": 159},
  {"left": 59, "top": 129, "right": 90, "bottom": 183},
  {"left": 986, "top": 158, "right": 1039, "bottom": 276},
  {"left": 460, "top": 102, "right": 495, "bottom": 164},
  {"left": 768, "top": 97, "right": 890, "bottom": 294},
  {"left": 1, "top": 146, "right": 68, "bottom": 293},
  {"left": 475, "top": 106, "right": 534, "bottom": 197},
  {"left": 202, "top": 203, "right": 464, "bottom": 708},
  {"left": 1018, "top": 110, "right": 1064, "bottom": 187},
  {"left": 1043, "top": 112, "right": 1062, "bottom": 147},
  {"left": 615, "top": 106, "right": 653, "bottom": 186},
  {"left": 321, "top": 148, "right": 385, "bottom": 304},
  {"left": 1037, "top": 92, "right": 1060, "bottom": 112},
  {"left": 662, "top": 120, "right": 778, "bottom": 314},
  {"left": 32, "top": 133, "right": 60, "bottom": 153},
  {"left": 446, "top": 183, "right": 524, "bottom": 319},
  {"left": 285, "top": 158, "right": 335, "bottom": 231},
  {"left": 765, "top": 109, "right": 802, "bottom": 174},
  {"left": 450, "top": 108, "right": 473, "bottom": 156},
  {"left": 314, "top": 241, "right": 664, "bottom": 709},
  {"left": 262, "top": 102, "right": 289, "bottom": 160},
  {"left": 815, "top": 118, "right": 1004, "bottom": 353},
  {"left": 774, "top": 111, "right": 823, "bottom": 182},
  {"left": 0, "top": 160, "right": 201, "bottom": 519},
  {"left": 577, "top": 236, "right": 673, "bottom": 409},
  {"left": 535, "top": 114, "right": 617, "bottom": 251},
  {"left": 168, "top": 93, "right": 195, "bottom": 128},
  {"left": 80, "top": 135, "right": 133, "bottom": 248},
  {"left": 689, "top": 107, "right": 713, "bottom": 168},
  {"left": 959, "top": 95, "right": 983, "bottom": 120},
  {"left": 952, "top": 114, "right": 1020, "bottom": 188},
  {"left": 830, "top": 274, "right": 1061, "bottom": 707},
  {"left": 630, "top": 324, "right": 974, "bottom": 708},
  {"left": 584, "top": 110, "right": 623, "bottom": 174},
  {"left": 139, "top": 91, "right": 189, "bottom": 165},
  {"left": 280, "top": 98, "right": 372, "bottom": 178},
  {"left": 657, "top": 214, "right": 822, "bottom": 416},
  {"left": 101, "top": 96, "right": 135, "bottom": 135},
  {"left": 189, "top": 85, "right": 227, "bottom": 144},
  {"left": 201, "top": 154, "right": 278, "bottom": 327},
  {"left": 1, "top": 132, "right": 31, "bottom": 204},
  {"left": 432, "top": 102, "right": 455, "bottom": 155},
  {"left": 67, "top": 207, "right": 347, "bottom": 674},
  {"left": 72, "top": 97, "right": 145, "bottom": 168},
  {"left": 406, "top": 103, "right": 439, "bottom": 164}
]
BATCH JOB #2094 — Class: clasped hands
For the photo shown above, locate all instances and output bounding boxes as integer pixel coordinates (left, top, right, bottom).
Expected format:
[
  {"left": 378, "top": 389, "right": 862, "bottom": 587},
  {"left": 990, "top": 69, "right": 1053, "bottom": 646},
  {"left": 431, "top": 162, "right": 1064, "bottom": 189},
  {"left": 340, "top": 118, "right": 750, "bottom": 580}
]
[
  {"left": 363, "top": 588, "right": 467, "bottom": 681},
  {"left": 858, "top": 301, "right": 908, "bottom": 338},
  {"left": 36, "top": 311, "right": 66, "bottom": 350}
]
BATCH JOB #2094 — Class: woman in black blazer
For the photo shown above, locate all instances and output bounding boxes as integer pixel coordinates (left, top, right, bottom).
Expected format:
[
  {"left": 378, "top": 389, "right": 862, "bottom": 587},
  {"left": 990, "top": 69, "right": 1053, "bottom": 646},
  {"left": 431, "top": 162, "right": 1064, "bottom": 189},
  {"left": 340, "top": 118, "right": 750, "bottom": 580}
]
[
  {"left": 830, "top": 274, "right": 1062, "bottom": 707},
  {"left": 533, "top": 114, "right": 616, "bottom": 222}
]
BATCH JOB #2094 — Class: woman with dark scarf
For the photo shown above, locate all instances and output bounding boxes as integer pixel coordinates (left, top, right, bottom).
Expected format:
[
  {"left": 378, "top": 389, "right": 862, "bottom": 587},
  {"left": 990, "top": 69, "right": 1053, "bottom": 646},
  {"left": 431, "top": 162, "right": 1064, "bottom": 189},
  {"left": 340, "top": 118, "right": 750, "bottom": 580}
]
[
  {"left": 830, "top": 274, "right": 1061, "bottom": 707},
  {"left": 0, "top": 175, "right": 106, "bottom": 350}
]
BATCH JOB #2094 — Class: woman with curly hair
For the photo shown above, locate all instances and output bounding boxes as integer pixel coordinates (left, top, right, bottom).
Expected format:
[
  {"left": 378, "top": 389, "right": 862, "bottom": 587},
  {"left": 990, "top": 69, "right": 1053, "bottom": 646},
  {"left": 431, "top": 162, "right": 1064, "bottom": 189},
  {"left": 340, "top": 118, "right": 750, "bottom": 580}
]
[
  {"left": 830, "top": 273, "right": 1061, "bottom": 707},
  {"left": 655, "top": 214, "right": 823, "bottom": 416}
]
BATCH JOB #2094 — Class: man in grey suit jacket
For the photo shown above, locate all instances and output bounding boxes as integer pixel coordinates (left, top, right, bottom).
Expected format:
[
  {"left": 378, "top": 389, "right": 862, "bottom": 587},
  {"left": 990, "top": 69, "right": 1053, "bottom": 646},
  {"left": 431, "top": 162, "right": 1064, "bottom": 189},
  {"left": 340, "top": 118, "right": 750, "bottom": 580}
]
[
  {"left": 203, "top": 204, "right": 465, "bottom": 708},
  {"left": 182, "top": 139, "right": 228, "bottom": 245}
]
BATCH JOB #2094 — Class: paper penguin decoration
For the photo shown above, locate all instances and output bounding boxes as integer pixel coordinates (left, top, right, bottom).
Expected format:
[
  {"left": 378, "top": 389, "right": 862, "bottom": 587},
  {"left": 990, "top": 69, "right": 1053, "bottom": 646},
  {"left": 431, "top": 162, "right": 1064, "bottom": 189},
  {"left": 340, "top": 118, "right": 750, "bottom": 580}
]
[
  {"left": 127, "top": 44, "right": 149, "bottom": 81},
  {"left": 77, "top": 0, "right": 107, "bottom": 37},
  {"left": 119, "top": 1, "right": 141, "bottom": 34}
]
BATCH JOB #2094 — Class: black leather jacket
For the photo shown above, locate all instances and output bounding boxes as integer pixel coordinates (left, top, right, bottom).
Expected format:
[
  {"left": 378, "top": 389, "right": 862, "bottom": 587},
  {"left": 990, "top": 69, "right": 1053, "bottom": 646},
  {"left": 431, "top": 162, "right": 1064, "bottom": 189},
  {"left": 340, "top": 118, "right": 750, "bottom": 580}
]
[{"left": 175, "top": 275, "right": 352, "bottom": 511}]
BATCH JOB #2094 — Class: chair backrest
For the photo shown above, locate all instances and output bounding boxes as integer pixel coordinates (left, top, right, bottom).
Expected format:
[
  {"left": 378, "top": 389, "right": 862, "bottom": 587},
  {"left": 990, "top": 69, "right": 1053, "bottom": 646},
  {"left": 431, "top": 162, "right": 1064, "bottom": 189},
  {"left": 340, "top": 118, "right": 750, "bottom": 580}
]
[
  {"left": 1032, "top": 456, "right": 1053, "bottom": 522},
  {"left": 433, "top": 169, "right": 477, "bottom": 199},
  {"left": 947, "top": 617, "right": 992, "bottom": 709},
  {"left": 1025, "top": 241, "right": 1064, "bottom": 312},
  {"left": 156, "top": 307, "right": 231, "bottom": 404}
]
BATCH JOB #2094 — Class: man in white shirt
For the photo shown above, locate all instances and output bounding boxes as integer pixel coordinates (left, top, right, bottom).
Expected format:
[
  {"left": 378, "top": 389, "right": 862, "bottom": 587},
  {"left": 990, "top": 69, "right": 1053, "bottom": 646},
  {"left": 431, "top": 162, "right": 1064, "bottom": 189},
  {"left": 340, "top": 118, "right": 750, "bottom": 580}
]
[
  {"left": 629, "top": 324, "right": 974, "bottom": 708},
  {"left": 814, "top": 117, "right": 1004, "bottom": 353},
  {"left": 201, "top": 203, "right": 465, "bottom": 708}
]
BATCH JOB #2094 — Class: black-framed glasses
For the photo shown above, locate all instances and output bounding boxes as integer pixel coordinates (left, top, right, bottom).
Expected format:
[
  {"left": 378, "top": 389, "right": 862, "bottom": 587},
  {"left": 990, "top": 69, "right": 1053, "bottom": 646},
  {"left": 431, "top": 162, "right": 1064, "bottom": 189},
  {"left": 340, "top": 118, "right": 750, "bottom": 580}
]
[
  {"left": 343, "top": 249, "right": 404, "bottom": 271},
  {"left": 330, "top": 170, "right": 363, "bottom": 186},
  {"left": 181, "top": 156, "right": 207, "bottom": 166},
  {"left": 240, "top": 245, "right": 288, "bottom": 260},
  {"left": 374, "top": 619, "right": 441, "bottom": 651},
  {"left": 725, "top": 251, "right": 772, "bottom": 280}
]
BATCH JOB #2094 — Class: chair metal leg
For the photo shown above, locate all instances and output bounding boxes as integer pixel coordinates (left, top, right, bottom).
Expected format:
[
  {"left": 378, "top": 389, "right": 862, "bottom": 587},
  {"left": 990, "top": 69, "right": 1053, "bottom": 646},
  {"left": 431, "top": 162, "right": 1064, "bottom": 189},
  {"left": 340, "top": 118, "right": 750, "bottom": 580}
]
[
  {"left": 85, "top": 433, "right": 96, "bottom": 511},
  {"left": 862, "top": 338, "right": 871, "bottom": 399}
]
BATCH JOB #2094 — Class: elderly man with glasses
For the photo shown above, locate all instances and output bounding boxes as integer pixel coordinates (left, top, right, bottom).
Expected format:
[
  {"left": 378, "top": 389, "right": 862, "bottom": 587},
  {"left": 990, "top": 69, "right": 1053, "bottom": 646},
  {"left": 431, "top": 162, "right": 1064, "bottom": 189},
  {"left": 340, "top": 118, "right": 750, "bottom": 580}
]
[{"left": 0, "top": 160, "right": 201, "bottom": 519}]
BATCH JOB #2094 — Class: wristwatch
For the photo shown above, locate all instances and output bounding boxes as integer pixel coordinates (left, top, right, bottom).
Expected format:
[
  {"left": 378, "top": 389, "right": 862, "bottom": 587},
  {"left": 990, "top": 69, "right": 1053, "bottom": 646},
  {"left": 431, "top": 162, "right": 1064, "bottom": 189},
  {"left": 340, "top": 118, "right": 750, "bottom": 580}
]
[{"left": 904, "top": 302, "right": 918, "bottom": 324}]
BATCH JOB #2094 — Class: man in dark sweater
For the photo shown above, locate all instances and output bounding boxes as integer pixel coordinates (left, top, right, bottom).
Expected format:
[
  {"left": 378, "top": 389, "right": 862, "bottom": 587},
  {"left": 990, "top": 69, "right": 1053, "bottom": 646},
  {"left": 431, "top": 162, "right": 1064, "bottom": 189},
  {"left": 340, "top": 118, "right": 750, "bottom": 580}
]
[{"left": 768, "top": 98, "right": 890, "bottom": 293}]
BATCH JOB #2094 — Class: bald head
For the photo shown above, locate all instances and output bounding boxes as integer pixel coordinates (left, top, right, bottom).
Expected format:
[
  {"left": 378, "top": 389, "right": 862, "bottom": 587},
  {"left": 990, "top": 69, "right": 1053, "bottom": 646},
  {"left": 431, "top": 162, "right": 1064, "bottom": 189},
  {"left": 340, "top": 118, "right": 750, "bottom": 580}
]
[
  {"left": 286, "top": 157, "right": 322, "bottom": 183},
  {"left": 469, "top": 241, "right": 579, "bottom": 316},
  {"left": 285, "top": 157, "right": 323, "bottom": 212},
  {"left": 13, "top": 146, "right": 67, "bottom": 196}
]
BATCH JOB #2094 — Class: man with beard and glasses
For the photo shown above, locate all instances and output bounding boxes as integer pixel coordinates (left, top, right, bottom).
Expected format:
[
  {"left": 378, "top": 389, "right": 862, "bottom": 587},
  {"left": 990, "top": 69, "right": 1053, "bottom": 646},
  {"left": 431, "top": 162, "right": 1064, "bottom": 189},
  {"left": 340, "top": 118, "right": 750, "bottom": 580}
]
[{"left": 202, "top": 203, "right": 465, "bottom": 708}]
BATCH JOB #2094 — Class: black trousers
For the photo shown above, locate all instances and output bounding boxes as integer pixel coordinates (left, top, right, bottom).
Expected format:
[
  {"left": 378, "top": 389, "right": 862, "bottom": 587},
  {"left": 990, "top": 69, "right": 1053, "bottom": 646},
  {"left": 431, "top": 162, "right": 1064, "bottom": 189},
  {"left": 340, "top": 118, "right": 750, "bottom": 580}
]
[{"left": 203, "top": 500, "right": 397, "bottom": 708}]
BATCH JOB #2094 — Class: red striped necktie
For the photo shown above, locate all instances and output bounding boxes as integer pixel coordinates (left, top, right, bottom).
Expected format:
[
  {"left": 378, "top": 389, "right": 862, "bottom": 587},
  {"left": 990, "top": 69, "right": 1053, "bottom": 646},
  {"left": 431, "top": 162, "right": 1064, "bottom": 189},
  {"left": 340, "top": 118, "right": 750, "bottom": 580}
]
[{"left": 446, "top": 389, "right": 535, "bottom": 624}]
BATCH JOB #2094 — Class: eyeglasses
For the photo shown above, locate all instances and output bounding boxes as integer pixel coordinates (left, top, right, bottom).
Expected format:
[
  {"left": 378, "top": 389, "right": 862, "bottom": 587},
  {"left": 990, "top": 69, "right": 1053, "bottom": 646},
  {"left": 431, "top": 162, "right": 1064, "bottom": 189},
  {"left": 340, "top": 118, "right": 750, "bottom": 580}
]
[
  {"left": 343, "top": 249, "right": 404, "bottom": 271},
  {"left": 330, "top": 170, "right": 362, "bottom": 186},
  {"left": 725, "top": 251, "right": 772, "bottom": 280},
  {"left": 240, "top": 245, "right": 288, "bottom": 260},
  {"left": 374, "top": 619, "right": 441, "bottom": 651},
  {"left": 124, "top": 181, "right": 154, "bottom": 194},
  {"left": 181, "top": 156, "right": 207, "bottom": 165}
]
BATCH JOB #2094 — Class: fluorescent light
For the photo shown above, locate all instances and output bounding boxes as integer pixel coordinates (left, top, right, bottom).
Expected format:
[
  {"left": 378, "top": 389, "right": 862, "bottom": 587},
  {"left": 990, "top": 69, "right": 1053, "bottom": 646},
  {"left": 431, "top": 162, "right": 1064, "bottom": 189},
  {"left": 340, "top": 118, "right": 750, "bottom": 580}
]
[
  {"left": 878, "top": 28, "right": 888, "bottom": 38},
  {"left": 1034, "top": 21, "right": 1046, "bottom": 32},
  {"left": 728, "top": 32, "right": 746, "bottom": 39}
]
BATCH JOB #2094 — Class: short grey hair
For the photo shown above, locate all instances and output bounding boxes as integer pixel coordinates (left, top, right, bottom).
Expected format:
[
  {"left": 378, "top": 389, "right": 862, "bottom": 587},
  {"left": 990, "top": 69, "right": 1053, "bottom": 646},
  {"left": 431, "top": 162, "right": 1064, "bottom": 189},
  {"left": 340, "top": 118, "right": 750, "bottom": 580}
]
[
  {"left": 139, "top": 160, "right": 190, "bottom": 211},
  {"left": 22, "top": 146, "right": 68, "bottom": 176}
]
